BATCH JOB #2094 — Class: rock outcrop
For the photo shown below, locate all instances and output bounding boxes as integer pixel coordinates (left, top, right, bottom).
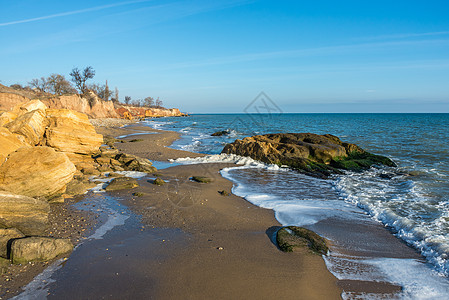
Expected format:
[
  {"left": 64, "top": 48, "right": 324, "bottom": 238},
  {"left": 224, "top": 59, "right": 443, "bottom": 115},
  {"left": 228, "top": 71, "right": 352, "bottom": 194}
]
[
  {"left": 115, "top": 105, "right": 186, "bottom": 119},
  {"left": 5, "top": 109, "right": 47, "bottom": 145},
  {"left": 222, "top": 133, "right": 396, "bottom": 177},
  {"left": 0, "top": 112, "right": 17, "bottom": 127},
  {"left": 0, "top": 127, "right": 29, "bottom": 165},
  {"left": 0, "top": 192, "right": 50, "bottom": 235},
  {"left": 10, "top": 237, "right": 73, "bottom": 264},
  {"left": 45, "top": 109, "right": 103, "bottom": 154},
  {"left": 0, "top": 147, "right": 76, "bottom": 199},
  {"left": 42, "top": 94, "right": 118, "bottom": 119}
]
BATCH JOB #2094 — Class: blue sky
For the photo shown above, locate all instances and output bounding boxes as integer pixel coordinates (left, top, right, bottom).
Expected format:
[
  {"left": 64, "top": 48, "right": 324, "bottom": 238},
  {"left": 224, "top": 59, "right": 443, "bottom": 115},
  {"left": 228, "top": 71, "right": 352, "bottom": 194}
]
[{"left": 1, "top": 0, "right": 448, "bottom": 113}]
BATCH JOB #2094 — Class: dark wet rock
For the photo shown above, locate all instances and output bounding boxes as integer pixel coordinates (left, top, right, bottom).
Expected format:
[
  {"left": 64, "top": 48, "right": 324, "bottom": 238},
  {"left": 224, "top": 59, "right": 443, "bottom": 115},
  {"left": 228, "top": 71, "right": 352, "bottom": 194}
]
[
  {"left": 153, "top": 178, "right": 165, "bottom": 186},
  {"left": 105, "top": 177, "right": 139, "bottom": 191},
  {"left": 211, "top": 130, "right": 230, "bottom": 136},
  {"left": 222, "top": 133, "right": 396, "bottom": 178},
  {"left": 379, "top": 173, "right": 396, "bottom": 180},
  {"left": 132, "top": 192, "right": 146, "bottom": 197},
  {"left": 115, "top": 153, "right": 156, "bottom": 173},
  {"left": 129, "top": 139, "right": 144, "bottom": 142},
  {"left": 0, "top": 192, "right": 50, "bottom": 236},
  {"left": 65, "top": 177, "right": 97, "bottom": 196},
  {"left": 218, "top": 190, "right": 230, "bottom": 196},
  {"left": 191, "top": 176, "right": 212, "bottom": 183},
  {"left": 11, "top": 237, "right": 73, "bottom": 264},
  {"left": 276, "top": 226, "right": 328, "bottom": 255},
  {"left": 0, "top": 228, "right": 25, "bottom": 258}
]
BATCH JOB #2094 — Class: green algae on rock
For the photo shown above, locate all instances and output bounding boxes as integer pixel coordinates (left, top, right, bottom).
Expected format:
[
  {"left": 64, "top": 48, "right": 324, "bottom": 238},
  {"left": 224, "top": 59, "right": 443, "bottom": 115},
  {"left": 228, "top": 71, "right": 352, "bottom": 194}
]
[
  {"left": 276, "top": 226, "right": 328, "bottom": 255},
  {"left": 222, "top": 133, "right": 395, "bottom": 178}
]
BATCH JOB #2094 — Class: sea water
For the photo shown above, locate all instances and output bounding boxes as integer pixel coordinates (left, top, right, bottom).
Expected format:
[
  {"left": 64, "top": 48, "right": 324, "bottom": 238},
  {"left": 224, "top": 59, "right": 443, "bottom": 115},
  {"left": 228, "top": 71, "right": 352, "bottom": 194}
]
[{"left": 144, "top": 113, "right": 449, "bottom": 298}]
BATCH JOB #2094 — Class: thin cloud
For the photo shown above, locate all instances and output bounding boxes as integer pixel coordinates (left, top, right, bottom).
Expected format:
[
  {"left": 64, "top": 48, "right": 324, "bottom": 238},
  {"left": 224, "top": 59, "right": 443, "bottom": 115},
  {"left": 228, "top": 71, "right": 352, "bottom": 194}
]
[
  {"left": 0, "top": 0, "right": 154, "bottom": 27},
  {"left": 359, "top": 30, "right": 449, "bottom": 41}
]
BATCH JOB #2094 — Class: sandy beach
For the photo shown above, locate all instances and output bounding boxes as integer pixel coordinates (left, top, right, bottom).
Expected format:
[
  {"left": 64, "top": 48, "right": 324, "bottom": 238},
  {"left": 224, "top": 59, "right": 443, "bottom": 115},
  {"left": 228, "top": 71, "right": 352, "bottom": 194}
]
[{"left": 89, "top": 122, "right": 343, "bottom": 299}]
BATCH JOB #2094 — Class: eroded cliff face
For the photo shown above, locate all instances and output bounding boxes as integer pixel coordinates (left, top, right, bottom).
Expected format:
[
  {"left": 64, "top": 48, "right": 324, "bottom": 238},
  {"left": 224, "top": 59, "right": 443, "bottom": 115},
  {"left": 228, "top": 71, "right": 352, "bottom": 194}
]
[
  {"left": 0, "top": 92, "right": 118, "bottom": 119},
  {"left": 115, "top": 105, "right": 186, "bottom": 119},
  {"left": 42, "top": 95, "right": 118, "bottom": 119}
]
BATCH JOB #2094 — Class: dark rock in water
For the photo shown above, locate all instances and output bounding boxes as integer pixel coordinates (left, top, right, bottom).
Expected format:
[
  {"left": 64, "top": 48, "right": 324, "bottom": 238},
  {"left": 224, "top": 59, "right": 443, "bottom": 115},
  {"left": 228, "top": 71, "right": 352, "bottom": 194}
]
[
  {"left": 105, "top": 177, "right": 139, "bottom": 191},
  {"left": 379, "top": 173, "right": 395, "bottom": 180},
  {"left": 276, "top": 226, "right": 328, "bottom": 255},
  {"left": 222, "top": 133, "right": 396, "bottom": 178},
  {"left": 218, "top": 190, "right": 230, "bottom": 196},
  {"left": 211, "top": 130, "right": 229, "bottom": 136},
  {"left": 191, "top": 176, "right": 212, "bottom": 183},
  {"left": 153, "top": 177, "right": 165, "bottom": 186}
]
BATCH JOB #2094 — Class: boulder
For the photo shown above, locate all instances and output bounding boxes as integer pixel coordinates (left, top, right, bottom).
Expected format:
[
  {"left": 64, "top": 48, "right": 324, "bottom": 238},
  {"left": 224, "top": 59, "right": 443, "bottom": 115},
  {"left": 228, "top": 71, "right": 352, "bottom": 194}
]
[
  {"left": 4, "top": 109, "right": 47, "bottom": 145},
  {"left": 13, "top": 99, "right": 47, "bottom": 116},
  {"left": 0, "top": 111, "right": 17, "bottom": 127},
  {"left": 0, "top": 147, "right": 76, "bottom": 199},
  {"left": 222, "top": 133, "right": 396, "bottom": 177},
  {"left": 114, "top": 153, "right": 156, "bottom": 173},
  {"left": 0, "top": 127, "right": 29, "bottom": 165},
  {"left": 45, "top": 109, "right": 103, "bottom": 154},
  {"left": 276, "top": 226, "right": 328, "bottom": 255},
  {"left": 0, "top": 228, "right": 25, "bottom": 258},
  {"left": 11, "top": 237, "right": 73, "bottom": 264},
  {"left": 105, "top": 177, "right": 139, "bottom": 191},
  {"left": 0, "top": 192, "right": 50, "bottom": 235}
]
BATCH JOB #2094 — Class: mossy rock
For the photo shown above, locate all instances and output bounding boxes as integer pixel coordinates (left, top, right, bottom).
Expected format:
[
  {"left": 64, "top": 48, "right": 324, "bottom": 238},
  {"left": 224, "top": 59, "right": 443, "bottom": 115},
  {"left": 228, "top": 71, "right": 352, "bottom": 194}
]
[
  {"left": 330, "top": 151, "right": 396, "bottom": 172},
  {"left": 276, "top": 226, "right": 328, "bottom": 255},
  {"left": 105, "top": 177, "right": 139, "bottom": 191},
  {"left": 132, "top": 192, "right": 146, "bottom": 197},
  {"left": 153, "top": 178, "right": 165, "bottom": 186},
  {"left": 128, "top": 139, "right": 144, "bottom": 143},
  {"left": 218, "top": 190, "right": 230, "bottom": 196},
  {"left": 191, "top": 176, "right": 212, "bottom": 183}
]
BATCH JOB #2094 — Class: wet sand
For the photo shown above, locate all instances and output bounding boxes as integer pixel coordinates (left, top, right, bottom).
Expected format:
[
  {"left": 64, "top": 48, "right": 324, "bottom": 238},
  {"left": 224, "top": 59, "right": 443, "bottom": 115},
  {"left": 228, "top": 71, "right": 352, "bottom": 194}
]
[{"left": 86, "top": 121, "right": 343, "bottom": 299}]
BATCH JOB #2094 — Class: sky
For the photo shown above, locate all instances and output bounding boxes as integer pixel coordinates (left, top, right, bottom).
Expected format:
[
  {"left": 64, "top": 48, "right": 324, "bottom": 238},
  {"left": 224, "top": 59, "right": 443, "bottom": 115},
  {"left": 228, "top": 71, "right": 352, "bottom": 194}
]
[{"left": 1, "top": 0, "right": 448, "bottom": 113}]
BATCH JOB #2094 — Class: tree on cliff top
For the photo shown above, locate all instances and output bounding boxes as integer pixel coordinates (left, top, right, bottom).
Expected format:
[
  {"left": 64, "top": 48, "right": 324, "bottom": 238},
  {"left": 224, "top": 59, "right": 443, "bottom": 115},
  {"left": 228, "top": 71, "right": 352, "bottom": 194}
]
[
  {"left": 70, "top": 66, "right": 95, "bottom": 95},
  {"left": 47, "top": 74, "right": 76, "bottom": 95}
]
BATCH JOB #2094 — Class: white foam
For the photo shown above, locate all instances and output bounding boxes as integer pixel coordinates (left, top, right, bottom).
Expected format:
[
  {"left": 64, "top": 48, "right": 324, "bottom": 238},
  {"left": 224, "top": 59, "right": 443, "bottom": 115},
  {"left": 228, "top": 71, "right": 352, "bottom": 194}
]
[
  {"left": 172, "top": 153, "right": 283, "bottom": 170},
  {"left": 11, "top": 259, "right": 65, "bottom": 300}
]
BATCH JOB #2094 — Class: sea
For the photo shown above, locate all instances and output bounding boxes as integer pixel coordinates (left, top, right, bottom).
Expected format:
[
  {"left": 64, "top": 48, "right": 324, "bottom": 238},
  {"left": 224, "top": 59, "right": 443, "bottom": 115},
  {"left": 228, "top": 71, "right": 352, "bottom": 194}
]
[{"left": 144, "top": 113, "right": 449, "bottom": 299}]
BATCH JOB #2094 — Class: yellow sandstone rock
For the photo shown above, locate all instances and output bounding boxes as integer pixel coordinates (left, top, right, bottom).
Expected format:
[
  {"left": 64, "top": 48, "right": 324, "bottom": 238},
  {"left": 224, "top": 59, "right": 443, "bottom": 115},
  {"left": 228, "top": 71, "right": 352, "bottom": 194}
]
[
  {"left": 45, "top": 109, "right": 103, "bottom": 154},
  {"left": 0, "top": 127, "right": 29, "bottom": 165},
  {"left": 0, "top": 112, "right": 17, "bottom": 127},
  {"left": 4, "top": 109, "right": 47, "bottom": 145},
  {"left": 0, "top": 146, "right": 76, "bottom": 199}
]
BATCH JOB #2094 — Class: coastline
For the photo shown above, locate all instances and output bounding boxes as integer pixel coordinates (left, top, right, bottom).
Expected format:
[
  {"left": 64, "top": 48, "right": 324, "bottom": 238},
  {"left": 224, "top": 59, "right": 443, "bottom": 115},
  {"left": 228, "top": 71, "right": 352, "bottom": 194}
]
[{"left": 93, "top": 120, "right": 343, "bottom": 299}]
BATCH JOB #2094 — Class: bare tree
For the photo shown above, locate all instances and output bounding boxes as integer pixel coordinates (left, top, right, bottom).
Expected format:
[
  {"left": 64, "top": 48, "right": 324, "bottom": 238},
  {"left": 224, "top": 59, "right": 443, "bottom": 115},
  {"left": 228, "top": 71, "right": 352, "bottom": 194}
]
[
  {"left": 47, "top": 74, "right": 76, "bottom": 95},
  {"left": 144, "top": 96, "right": 154, "bottom": 107},
  {"left": 29, "top": 77, "right": 49, "bottom": 92},
  {"left": 155, "top": 97, "right": 163, "bottom": 108},
  {"left": 70, "top": 66, "right": 95, "bottom": 94},
  {"left": 104, "top": 80, "right": 110, "bottom": 101},
  {"left": 114, "top": 87, "right": 119, "bottom": 102},
  {"left": 124, "top": 96, "right": 131, "bottom": 105}
]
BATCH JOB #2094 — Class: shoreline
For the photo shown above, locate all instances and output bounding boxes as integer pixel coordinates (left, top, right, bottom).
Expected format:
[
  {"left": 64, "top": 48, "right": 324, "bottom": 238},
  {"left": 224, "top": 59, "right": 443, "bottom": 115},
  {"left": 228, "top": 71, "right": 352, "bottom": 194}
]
[{"left": 94, "top": 119, "right": 343, "bottom": 299}]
